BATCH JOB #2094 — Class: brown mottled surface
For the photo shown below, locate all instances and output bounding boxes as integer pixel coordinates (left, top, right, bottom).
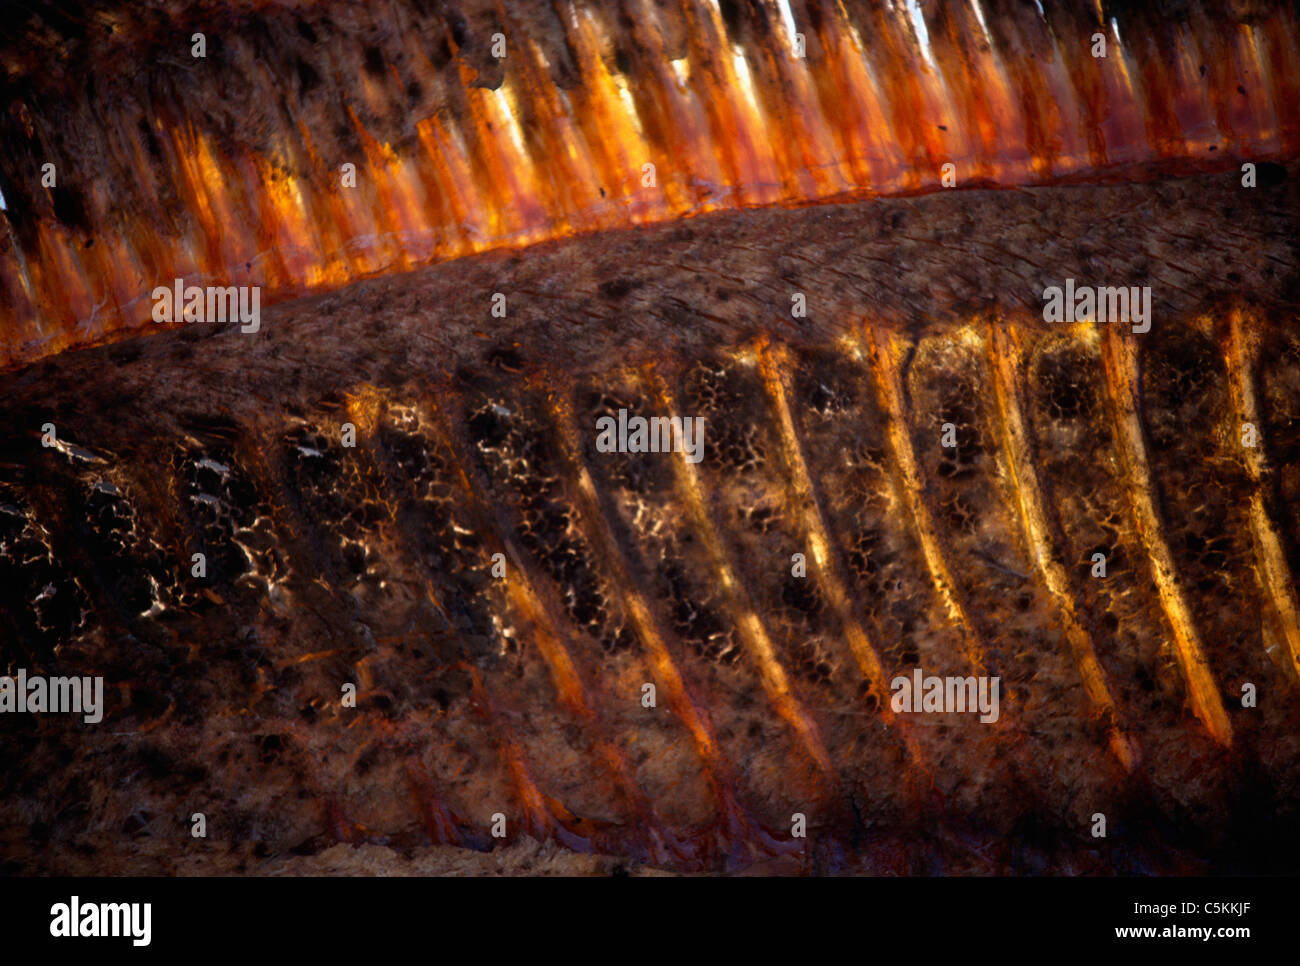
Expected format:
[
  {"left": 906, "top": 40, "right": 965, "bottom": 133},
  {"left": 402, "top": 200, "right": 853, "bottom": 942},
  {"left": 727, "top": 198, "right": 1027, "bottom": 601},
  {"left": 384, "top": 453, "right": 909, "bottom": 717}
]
[
  {"left": 1, "top": 170, "right": 1299, "bottom": 875},
  {"left": 7, "top": 165, "right": 1297, "bottom": 399},
  {"left": 5, "top": 0, "right": 1295, "bottom": 366}
]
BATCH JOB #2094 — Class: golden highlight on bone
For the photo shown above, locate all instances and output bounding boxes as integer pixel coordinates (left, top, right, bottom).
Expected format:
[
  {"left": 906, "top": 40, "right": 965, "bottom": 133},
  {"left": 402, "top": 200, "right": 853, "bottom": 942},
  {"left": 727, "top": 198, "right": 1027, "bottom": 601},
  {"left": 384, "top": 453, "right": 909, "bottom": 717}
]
[
  {"left": 754, "top": 339, "right": 928, "bottom": 771},
  {"left": 1222, "top": 311, "right": 1300, "bottom": 684},
  {"left": 645, "top": 367, "right": 836, "bottom": 784},
  {"left": 546, "top": 390, "right": 749, "bottom": 834},
  {"left": 1098, "top": 326, "right": 1232, "bottom": 746},
  {"left": 861, "top": 324, "right": 985, "bottom": 675},
  {"left": 984, "top": 320, "right": 1136, "bottom": 771},
  {"left": 1, "top": 0, "right": 1297, "bottom": 366},
  {"left": 423, "top": 398, "right": 653, "bottom": 835}
]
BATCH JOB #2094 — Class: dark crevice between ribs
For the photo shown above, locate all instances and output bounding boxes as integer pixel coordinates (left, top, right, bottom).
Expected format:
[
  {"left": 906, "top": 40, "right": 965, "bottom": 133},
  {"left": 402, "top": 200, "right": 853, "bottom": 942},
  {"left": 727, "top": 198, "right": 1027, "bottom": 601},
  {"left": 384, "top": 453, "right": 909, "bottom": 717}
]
[{"left": 1, "top": 164, "right": 1298, "bottom": 872}]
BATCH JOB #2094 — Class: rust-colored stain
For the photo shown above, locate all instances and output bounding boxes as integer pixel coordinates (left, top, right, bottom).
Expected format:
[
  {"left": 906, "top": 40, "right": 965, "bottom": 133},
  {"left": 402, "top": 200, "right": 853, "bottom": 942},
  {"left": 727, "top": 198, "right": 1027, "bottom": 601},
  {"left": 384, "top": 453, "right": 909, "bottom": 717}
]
[
  {"left": 1, "top": 0, "right": 1297, "bottom": 366},
  {"left": 0, "top": 1, "right": 1298, "bottom": 875}
]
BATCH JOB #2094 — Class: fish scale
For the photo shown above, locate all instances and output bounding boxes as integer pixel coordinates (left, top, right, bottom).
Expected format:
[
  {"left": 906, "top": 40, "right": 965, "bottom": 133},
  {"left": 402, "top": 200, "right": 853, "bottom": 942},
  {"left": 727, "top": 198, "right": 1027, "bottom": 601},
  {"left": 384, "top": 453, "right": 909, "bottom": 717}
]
[
  {"left": 1, "top": 163, "right": 1298, "bottom": 873},
  {"left": 0, "top": 0, "right": 1298, "bottom": 875}
]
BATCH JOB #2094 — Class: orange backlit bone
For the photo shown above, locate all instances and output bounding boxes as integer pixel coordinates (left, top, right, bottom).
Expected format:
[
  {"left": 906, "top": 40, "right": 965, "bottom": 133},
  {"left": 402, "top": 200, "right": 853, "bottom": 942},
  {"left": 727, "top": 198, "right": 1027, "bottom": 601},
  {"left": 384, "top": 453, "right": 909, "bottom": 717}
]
[{"left": 0, "top": 0, "right": 1296, "bottom": 367}]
